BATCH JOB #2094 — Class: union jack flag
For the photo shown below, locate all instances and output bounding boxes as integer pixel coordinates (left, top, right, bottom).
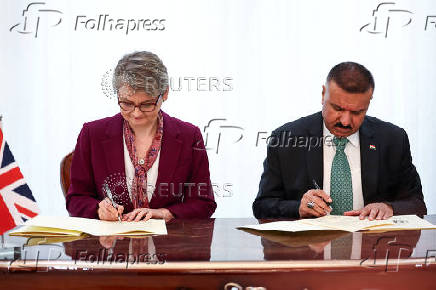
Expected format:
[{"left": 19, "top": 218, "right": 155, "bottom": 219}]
[{"left": 0, "top": 118, "right": 39, "bottom": 234}]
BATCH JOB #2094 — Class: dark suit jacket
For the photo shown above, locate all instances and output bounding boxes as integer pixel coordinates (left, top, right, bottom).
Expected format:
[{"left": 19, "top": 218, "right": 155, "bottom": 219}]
[
  {"left": 66, "top": 111, "right": 216, "bottom": 219},
  {"left": 253, "top": 112, "right": 426, "bottom": 218}
]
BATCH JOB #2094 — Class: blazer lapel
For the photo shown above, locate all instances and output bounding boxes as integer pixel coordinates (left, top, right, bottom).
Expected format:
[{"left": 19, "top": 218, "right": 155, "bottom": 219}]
[
  {"left": 359, "top": 118, "right": 379, "bottom": 204},
  {"left": 101, "top": 114, "right": 125, "bottom": 177},
  {"left": 306, "top": 112, "right": 324, "bottom": 189},
  {"left": 151, "top": 111, "right": 183, "bottom": 206}
]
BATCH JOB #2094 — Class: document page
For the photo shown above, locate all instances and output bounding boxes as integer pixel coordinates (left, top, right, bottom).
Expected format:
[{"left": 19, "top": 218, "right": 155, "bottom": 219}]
[
  {"left": 238, "top": 220, "right": 332, "bottom": 232},
  {"left": 301, "top": 215, "right": 393, "bottom": 232},
  {"left": 239, "top": 215, "right": 434, "bottom": 233},
  {"left": 365, "top": 215, "right": 436, "bottom": 231},
  {"left": 9, "top": 216, "right": 167, "bottom": 237}
]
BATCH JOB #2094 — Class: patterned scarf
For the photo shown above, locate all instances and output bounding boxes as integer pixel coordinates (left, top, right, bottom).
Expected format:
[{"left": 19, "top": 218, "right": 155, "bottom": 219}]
[{"left": 123, "top": 111, "right": 164, "bottom": 209}]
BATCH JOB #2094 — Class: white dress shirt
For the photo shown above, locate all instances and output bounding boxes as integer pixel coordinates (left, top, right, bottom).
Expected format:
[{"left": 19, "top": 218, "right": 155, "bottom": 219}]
[
  {"left": 322, "top": 122, "right": 364, "bottom": 211},
  {"left": 123, "top": 134, "right": 160, "bottom": 203}
]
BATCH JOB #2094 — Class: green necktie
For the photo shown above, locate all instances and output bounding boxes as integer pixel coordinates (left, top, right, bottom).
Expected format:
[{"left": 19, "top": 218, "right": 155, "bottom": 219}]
[
  {"left": 330, "top": 137, "right": 353, "bottom": 215},
  {"left": 331, "top": 234, "right": 353, "bottom": 260}
]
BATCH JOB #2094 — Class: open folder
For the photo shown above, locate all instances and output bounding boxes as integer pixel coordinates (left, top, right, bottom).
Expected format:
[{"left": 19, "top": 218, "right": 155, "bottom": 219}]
[
  {"left": 9, "top": 215, "right": 167, "bottom": 237},
  {"left": 238, "top": 215, "right": 436, "bottom": 233}
]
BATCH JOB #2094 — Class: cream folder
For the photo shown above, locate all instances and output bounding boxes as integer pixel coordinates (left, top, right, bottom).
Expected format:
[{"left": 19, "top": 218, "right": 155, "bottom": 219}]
[
  {"left": 9, "top": 215, "right": 167, "bottom": 237},
  {"left": 239, "top": 215, "right": 436, "bottom": 233}
]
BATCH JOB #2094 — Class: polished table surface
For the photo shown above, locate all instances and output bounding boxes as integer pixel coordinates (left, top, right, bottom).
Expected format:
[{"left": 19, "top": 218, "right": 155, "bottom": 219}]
[{"left": 2, "top": 216, "right": 436, "bottom": 289}]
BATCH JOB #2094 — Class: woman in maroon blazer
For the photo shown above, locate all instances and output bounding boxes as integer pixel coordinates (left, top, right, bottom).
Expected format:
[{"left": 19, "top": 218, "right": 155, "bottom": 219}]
[{"left": 66, "top": 51, "right": 216, "bottom": 222}]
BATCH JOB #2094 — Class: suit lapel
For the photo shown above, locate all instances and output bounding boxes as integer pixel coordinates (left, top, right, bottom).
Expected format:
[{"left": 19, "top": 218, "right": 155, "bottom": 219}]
[
  {"left": 101, "top": 114, "right": 125, "bottom": 177},
  {"left": 306, "top": 112, "right": 324, "bottom": 189},
  {"left": 359, "top": 118, "right": 379, "bottom": 204},
  {"left": 151, "top": 112, "right": 183, "bottom": 206}
]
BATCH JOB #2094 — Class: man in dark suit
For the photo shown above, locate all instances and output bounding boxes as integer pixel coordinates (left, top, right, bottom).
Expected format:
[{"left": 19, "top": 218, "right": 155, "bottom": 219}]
[{"left": 253, "top": 62, "right": 426, "bottom": 220}]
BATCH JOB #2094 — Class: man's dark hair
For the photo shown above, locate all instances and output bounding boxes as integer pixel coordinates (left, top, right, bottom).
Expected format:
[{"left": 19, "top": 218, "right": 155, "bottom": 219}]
[{"left": 326, "top": 62, "right": 374, "bottom": 93}]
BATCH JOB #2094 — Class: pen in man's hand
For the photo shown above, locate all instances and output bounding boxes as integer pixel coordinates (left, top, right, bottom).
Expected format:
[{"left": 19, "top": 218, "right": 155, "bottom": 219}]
[
  {"left": 312, "top": 179, "right": 332, "bottom": 213},
  {"left": 312, "top": 179, "right": 321, "bottom": 190},
  {"left": 104, "top": 184, "right": 122, "bottom": 222}
]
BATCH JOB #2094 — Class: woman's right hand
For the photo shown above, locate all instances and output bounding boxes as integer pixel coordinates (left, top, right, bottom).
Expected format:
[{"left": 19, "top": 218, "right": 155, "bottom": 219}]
[{"left": 98, "top": 198, "right": 124, "bottom": 221}]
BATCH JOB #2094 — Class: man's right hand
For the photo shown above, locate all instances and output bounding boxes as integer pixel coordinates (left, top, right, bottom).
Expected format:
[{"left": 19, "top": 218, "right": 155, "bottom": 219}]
[
  {"left": 98, "top": 198, "right": 124, "bottom": 221},
  {"left": 299, "top": 189, "right": 332, "bottom": 218}
]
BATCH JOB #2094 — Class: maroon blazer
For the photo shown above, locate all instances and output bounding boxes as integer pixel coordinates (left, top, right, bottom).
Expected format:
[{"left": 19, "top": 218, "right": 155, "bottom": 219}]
[{"left": 66, "top": 111, "right": 217, "bottom": 219}]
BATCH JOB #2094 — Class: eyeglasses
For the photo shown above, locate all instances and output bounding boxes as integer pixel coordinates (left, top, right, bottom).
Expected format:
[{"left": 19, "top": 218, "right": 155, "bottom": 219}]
[{"left": 118, "top": 94, "right": 162, "bottom": 113}]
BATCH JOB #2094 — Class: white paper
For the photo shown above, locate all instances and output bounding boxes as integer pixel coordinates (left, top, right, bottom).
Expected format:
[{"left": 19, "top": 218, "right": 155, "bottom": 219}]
[
  {"left": 239, "top": 215, "right": 434, "bottom": 233},
  {"left": 9, "top": 215, "right": 167, "bottom": 236}
]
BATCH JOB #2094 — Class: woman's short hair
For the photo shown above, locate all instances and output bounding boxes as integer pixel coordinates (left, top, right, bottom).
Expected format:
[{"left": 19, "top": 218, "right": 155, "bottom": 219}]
[{"left": 113, "top": 51, "right": 169, "bottom": 97}]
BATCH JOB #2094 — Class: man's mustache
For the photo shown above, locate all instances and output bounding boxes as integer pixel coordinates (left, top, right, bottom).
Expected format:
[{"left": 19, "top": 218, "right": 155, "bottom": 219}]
[{"left": 335, "top": 122, "right": 352, "bottom": 130}]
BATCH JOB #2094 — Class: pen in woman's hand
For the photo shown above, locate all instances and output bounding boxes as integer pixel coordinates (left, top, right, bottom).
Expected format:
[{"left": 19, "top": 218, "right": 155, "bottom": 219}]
[{"left": 104, "top": 184, "right": 122, "bottom": 222}]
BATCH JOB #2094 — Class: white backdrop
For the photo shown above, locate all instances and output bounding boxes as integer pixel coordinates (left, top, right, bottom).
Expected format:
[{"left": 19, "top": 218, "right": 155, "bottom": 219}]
[{"left": 1, "top": 0, "right": 435, "bottom": 218}]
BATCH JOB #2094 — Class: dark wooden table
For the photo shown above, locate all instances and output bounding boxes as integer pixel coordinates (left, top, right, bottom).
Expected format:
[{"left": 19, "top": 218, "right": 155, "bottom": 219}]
[{"left": 1, "top": 216, "right": 436, "bottom": 290}]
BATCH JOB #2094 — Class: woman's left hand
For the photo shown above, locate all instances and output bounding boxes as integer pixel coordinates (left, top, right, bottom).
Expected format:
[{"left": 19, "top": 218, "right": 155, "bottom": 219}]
[{"left": 122, "top": 208, "right": 174, "bottom": 222}]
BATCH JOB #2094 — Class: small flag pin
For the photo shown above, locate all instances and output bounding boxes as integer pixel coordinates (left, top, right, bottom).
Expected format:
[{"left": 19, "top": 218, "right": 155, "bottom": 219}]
[{"left": 369, "top": 144, "right": 376, "bottom": 150}]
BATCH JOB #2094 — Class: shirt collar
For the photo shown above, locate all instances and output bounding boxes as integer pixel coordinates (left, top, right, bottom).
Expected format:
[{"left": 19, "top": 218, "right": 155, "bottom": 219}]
[{"left": 323, "top": 122, "right": 359, "bottom": 148}]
